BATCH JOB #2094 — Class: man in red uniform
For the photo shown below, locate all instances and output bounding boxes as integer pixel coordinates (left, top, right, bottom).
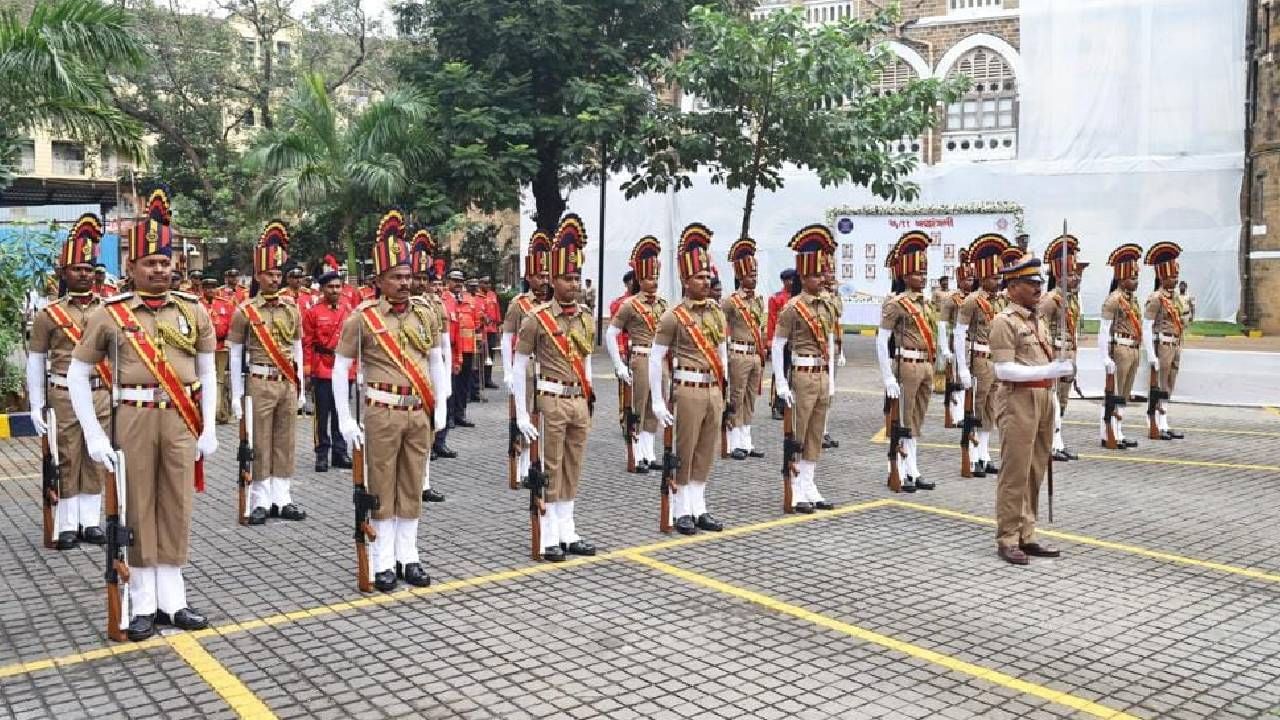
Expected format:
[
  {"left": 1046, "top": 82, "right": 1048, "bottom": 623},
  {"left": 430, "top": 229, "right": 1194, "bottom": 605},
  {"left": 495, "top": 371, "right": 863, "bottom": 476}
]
[
  {"left": 337, "top": 265, "right": 362, "bottom": 308},
  {"left": 303, "top": 270, "right": 354, "bottom": 472},
  {"left": 431, "top": 274, "right": 458, "bottom": 458},
  {"left": 608, "top": 270, "right": 636, "bottom": 357},
  {"left": 478, "top": 276, "right": 502, "bottom": 389},
  {"left": 199, "top": 277, "right": 235, "bottom": 424},
  {"left": 220, "top": 267, "right": 248, "bottom": 305},
  {"left": 282, "top": 265, "right": 318, "bottom": 314},
  {"left": 92, "top": 264, "right": 118, "bottom": 297},
  {"left": 447, "top": 270, "right": 479, "bottom": 427},
  {"left": 767, "top": 268, "right": 798, "bottom": 419}
]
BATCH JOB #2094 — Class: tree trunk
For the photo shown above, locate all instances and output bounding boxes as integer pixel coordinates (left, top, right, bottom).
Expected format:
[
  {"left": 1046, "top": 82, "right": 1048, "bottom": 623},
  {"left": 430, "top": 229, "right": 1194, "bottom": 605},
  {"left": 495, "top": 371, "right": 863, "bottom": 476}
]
[
  {"left": 341, "top": 212, "right": 358, "bottom": 282},
  {"left": 531, "top": 144, "right": 565, "bottom": 233}
]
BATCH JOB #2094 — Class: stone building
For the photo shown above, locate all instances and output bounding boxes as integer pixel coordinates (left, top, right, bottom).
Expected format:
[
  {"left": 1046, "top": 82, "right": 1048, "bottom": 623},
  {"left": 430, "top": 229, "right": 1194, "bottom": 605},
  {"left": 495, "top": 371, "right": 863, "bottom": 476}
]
[{"left": 1245, "top": 0, "right": 1280, "bottom": 332}]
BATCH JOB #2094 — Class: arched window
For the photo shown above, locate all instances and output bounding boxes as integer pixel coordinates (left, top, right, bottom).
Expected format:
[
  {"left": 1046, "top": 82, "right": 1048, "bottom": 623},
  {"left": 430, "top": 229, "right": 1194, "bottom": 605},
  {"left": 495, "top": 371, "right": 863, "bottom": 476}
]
[
  {"left": 874, "top": 58, "right": 924, "bottom": 160},
  {"left": 942, "top": 47, "right": 1017, "bottom": 161}
]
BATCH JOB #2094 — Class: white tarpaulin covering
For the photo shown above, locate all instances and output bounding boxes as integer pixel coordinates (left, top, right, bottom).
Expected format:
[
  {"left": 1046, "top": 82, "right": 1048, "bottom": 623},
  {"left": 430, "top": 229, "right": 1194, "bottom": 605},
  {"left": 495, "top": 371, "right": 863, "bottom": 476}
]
[{"left": 521, "top": 0, "right": 1246, "bottom": 323}]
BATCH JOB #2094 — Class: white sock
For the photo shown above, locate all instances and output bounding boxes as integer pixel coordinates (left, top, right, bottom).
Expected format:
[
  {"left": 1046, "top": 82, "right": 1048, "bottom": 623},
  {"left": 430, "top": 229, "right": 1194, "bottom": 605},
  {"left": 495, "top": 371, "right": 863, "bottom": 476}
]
[
  {"left": 131, "top": 566, "right": 158, "bottom": 616},
  {"left": 557, "top": 501, "right": 579, "bottom": 544},
  {"left": 1112, "top": 414, "right": 1126, "bottom": 442},
  {"left": 395, "top": 518, "right": 420, "bottom": 565},
  {"left": 790, "top": 473, "right": 804, "bottom": 504},
  {"left": 56, "top": 493, "right": 78, "bottom": 534},
  {"left": 538, "top": 507, "right": 558, "bottom": 549},
  {"left": 251, "top": 479, "right": 271, "bottom": 510},
  {"left": 977, "top": 431, "right": 990, "bottom": 464},
  {"left": 1099, "top": 408, "right": 1109, "bottom": 441},
  {"left": 156, "top": 565, "right": 187, "bottom": 614},
  {"left": 274, "top": 477, "right": 292, "bottom": 507},
  {"left": 370, "top": 518, "right": 396, "bottom": 573},
  {"left": 422, "top": 459, "right": 431, "bottom": 491},
  {"left": 674, "top": 485, "right": 690, "bottom": 518},
  {"left": 79, "top": 492, "right": 102, "bottom": 528},
  {"left": 638, "top": 431, "right": 654, "bottom": 463},
  {"left": 1158, "top": 410, "right": 1169, "bottom": 432},
  {"left": 744, "top": 425, "right": 754, "bottom": 452},
  {"left": 803, "top": 461, "right": 824, "bottom": 503},
  {"left": 689, "top": 481, "right": 708, "bottom": 516},
  {"left": 906, "top": 439, "right": 921, "bottom": 478},
  {"left": 518, "top": 448, "right": 531, "bottom": 479}
]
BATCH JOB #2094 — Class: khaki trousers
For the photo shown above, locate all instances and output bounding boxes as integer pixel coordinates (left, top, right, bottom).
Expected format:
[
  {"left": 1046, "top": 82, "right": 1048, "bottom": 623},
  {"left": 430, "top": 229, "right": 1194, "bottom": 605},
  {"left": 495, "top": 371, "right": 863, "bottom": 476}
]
[
  {"left": 1055, "top": 348, "right": 1077, "bottom": 410},
  {"left": 673, "top": 383, "right": 724, "bottom": 486},
  {"left": 627, "top": 354, "right": 665, "bottom": 434},
  {"left": 728, "top": 352, "right": 762, "bottom": 429},
  {"left": 1156, "top": 342, "right": 1181, "bottom": 395},
  {"left": 215, "top": 350, "right": 231, "bottom": 424},
  {"left": 119, "top": 404, "right": 196, "bottom": 567},
  {"left": 973, "top": 356, "right": 997, "bottom": 430},
  {"left": 364, "top": 403, "right": 429, "bottom": 520},
  {"left": 995, "top": 385, "right": 1054, "bottom": 547},
  {"left": 792, "top": 370, "right": 830, "bottom": 462},
  {"left": 50, "top": 386, "right": 109, "bottom": 497},
  {"left": 539, "top": 394, "right": 590, "bottom": 502},
  {"left": 898, "top": 360, "right": 933, "bottom": 438},
  {"left": 1112, "top": 344, "right": 1139, "bottom": 400},
  {"left": 249, "top": 375, "right": 297, "bottom": 481}
]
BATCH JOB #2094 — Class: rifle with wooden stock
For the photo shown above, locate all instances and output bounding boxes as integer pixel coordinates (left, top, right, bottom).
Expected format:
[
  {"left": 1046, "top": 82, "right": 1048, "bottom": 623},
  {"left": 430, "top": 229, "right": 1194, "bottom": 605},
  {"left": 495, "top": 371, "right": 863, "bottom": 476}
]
[
  {"left": 959, "top": 375, "right": 977, "bottom": 479},
  {"left": 620, "top": 360, "right": 638, "bottom": 473},
  {"left": 40, "top": 405, "right": 59, "bottom": 549},
  {"left": 943, "top": 356, "right": 962, "bottom": 429},
  {"left": 660, "top": 335, "right": 679, "bottom": 533},
  {"left": 885, "top": 355, "right": 909, "bottom": 493},
  {"left": 507, "top": 393, "right": 520, "bottom": 489},
  {"left": 236, "top": 345, "right": 253, "bottom": 525},
  {"left": 351, "top": 333, "right": 378, "bottom": 593},
  {"left": 104, "top": 331, "right": 132, "bottom": 642},
  {"left": 780, "top": 366, "right": 800, "bottom": 513},
  {"left": 524, "top": 357, "right": 547, "bottom": 558},
  {"left": 1103, "top": 359, "right": 1120, "bottom": 450}
]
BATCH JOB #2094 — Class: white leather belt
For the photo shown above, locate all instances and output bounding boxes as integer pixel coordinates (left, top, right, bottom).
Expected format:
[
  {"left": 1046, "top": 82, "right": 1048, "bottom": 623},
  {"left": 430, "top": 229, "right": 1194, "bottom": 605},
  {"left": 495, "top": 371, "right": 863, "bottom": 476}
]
[
  {"left": 1158, "top": 333, "right": 1181, "bottom": 344},
  {"left": 365, "top": 387, "right": 421, "bottom": 408},
  {"left": 673, "top": 369, "right": 714, "bottom": 384},
  {"left": 1112, "top": 336, "right": 1137, "bottom": 348},
  {"left": 1052, "top": 339, "right": 1076, "bottom": 349},
  {"left": 970, "top": 342, "right": 991, "bottom": 353},
  {"left": 630, "top": 345, "right": 651, "bottom": 356},
  {"left": 49, "top": 374, "right": 102, "bottom": 390},
  {"left": 729, "top": 341, "right": 757, "bottom": 354},
  {"left": 792, "top": 354, "right": 825, "bottom": 367},
  {"left": 899, "top": 348, "right": 930, "bottom": 360},
  {"left": 536, "top": 378, "right": 583, "bottom": 397},
  {"left": 250, "top": 363, "right": 285, "bottom": 379},
  {"left": 119, "top": 385, "right": 196, "bottom": 403}
]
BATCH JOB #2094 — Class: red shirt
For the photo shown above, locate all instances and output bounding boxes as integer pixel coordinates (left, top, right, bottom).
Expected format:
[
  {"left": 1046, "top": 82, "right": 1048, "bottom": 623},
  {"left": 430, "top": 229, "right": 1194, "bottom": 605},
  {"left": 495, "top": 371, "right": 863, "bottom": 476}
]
[
  {"left": 93, "top": 281, "right": 118, "bottom": 298},
  {"left": 480, "top": 290, "right": 501, "bottom": 333},
  {"left": 199, "top": 294, "right": 234, "bottom": 351},
  {"left": 220, "top": 284, "right": 248, "bottom": 305},
  {"left": 608, "top": 293, "right": 631, "bottom": 356},
  {"left": 767, "top": 289, "right": 792, "bottom": 344},
  {"left": 339, "top": 283, "right": 362, "bottom": 308},
  {"left": 303, "top": 299, "right": 354, "bottom": 380},
  {"left": 359, "top": 286, "right": 376, "bottom": 302},
  {"left": 449, "top": 290, "right": 479, "bottom": 354},
  {"left": 282, "top": 286, "right": 319, "bottom": 314}
]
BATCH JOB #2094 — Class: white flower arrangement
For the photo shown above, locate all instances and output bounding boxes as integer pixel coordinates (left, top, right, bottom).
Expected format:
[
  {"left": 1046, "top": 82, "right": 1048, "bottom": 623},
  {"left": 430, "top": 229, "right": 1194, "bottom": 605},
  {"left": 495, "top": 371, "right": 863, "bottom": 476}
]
[{"left": 825, "top": 202, "right": 1026, "bottom": 234}]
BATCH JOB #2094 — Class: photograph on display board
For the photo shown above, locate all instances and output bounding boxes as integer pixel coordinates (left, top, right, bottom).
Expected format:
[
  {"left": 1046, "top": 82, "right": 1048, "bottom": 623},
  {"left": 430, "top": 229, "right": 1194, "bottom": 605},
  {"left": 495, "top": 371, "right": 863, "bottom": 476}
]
[
  {"left": 865, "top": 264, "right": 875, "bottom": 280},
  {"left": 865, "top": 243, "right": 875, "bottom": 260},
  {"left": 841, "top": 263, "right": 854, "bottom": 279},
  {"left": 842, "top": 243, "right": 855, "bottom": 259}
]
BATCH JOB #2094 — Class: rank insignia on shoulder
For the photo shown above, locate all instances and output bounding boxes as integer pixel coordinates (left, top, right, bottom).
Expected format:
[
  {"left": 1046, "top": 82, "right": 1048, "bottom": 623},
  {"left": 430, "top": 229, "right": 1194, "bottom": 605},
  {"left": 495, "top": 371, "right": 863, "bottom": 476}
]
[
  {"left": 105, "top": 292, "right": 133, "bottom": 304},
  {"left": 172, "top": 290, "right": 199, "bottom": 301}
]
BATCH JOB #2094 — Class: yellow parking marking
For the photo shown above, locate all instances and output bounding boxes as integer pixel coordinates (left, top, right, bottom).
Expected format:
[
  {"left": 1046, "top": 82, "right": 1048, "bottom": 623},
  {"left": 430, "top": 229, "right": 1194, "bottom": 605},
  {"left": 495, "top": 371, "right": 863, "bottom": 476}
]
[
  {"left": 624, "top": 552, "right": 1139, "bottom": 720},
  {"left": 1059, "top": 419, "right": 1280, "bottom": 438},
  {"left": 887, "top": 500, "right": 1280, "bottom": 584},
  {"left": 869, "top": 427, "right": 886, "bottom": 442},
  {"left": 0, "top": 638, "right": 166, "bottom": 679},
  {"left": 1265, "top": 406, "right": 1280, "bottom": 419},
  {"left": 168, "top": 635, "right": 277, "bottom": 719}
]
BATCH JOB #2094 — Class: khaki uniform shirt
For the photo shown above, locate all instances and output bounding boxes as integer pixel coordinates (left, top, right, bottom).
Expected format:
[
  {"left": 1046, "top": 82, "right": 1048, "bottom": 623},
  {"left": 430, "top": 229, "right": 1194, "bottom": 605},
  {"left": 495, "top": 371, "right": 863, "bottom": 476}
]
[
  {"left": 720, "top": 290, "right": 764, "bottom": 346},
  {"left": 931, "top": 288, "right": 949, "bottom": 314},
  {"left": 336, "top": 297, "right": 442, "bottom": 386},
  {"left": 502, "top": 292, "right": 539, "bottom": 335},
  {"left": 74, "top": 292, "right": 215, "bottom": 385},
  {"left": 654, "top": 299, "right": 727, "bottom": 371},
  {"left": 1101, "top": 289, "right": 1143, "bottom": 337},
  {"left": 515, "top": 299, "right": 594, "bottom": 384},
  {"left": 958, "top": 289, "right": 999, "bottom": 345},
  {"left": 939, "top": 291, "right": 966, "bottom": 327},
  {"left": 1143, "top": 288, "right": 1186, "bottom": 339},
  {"left": 990, "top": 304, "right": 1053, "bottom": 367},
  {"left": 30, "top": 295, "right": 104, "bottom": 374},
  {"left": 776, "top": 291, "right": 836, "bottom": 357},
  {"left": 227, "top": 294, "right": 302, "bottom": 367},
  {"left": 1038, "top": 288, "right": 1080, "bottom": 349},
  {"left": 881, "top": 290, "right": 937, "bottom": 354},
  {"left": 611, "top": 294, "right": 668, "bottom": 348}
]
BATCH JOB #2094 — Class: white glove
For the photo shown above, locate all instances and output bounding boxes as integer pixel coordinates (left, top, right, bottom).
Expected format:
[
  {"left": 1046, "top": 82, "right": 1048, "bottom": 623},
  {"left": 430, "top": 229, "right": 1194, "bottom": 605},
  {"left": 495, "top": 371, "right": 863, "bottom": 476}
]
[
  {"left": 1051, "top": 360, "right": 1076, "bottom": 379},
  {"left": 516, "top": 412, "right": 539, "bottom": 442},
  {"left": 503, "top": 372, "right": 517, "bottom": 394},
  {"left": 1103, "top": 358, "right": 1116, "bottom": 374},
  {"left": 1149, "top": 357, "right": 1160, "bottom": 374},
  {"left": 298, "top": 389, "right": 307, "bottom": 407},
  {"left": 882, "top": 375, "right": 901, "bottom": 399},
  {"left": 232, "top": 395, "right": 244, "bottom": 420},
  {"left": 960, "top": 370, "right": 973, "bottom": 389},
  {"left": 434, "top": 402, "right": 447, "bottom": 431},
  {"left": 196, "top": 429, "right": 218, "bottom": 460},
  {"left": 86, "top": 433, "right": 115, "bottom": 473},
  {"left": 827, "top": 375, "right": 836, "bottom": 397},
  {"left": 775, "top": 379, "right": 794, "bottom": 407},
  {"left": 339, "top": 416, "right": 364, "bottom": 451},
  {"left": 653, "top": 402, "right": 675, "bottom": 428},
  {"left": 30, "top": 410, "right": 47, "bottom": 436},
  {"left": 614, "top": 361, "right": 632, "bottom": 385},
  {"left": 837, "top": 352, "right": 847, "bottom": 368}
]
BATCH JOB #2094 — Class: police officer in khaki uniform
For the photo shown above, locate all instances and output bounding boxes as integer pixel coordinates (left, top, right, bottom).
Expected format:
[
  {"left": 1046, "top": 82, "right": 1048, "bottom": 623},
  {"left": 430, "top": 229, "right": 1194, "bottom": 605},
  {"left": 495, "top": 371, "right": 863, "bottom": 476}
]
[
  {"left": 333, "top": 210, "right": 449, "bottom": 591},
  {"left": 877, "top": 232, "right": 938, "bottom": 492},
  {"left": 772, "top": 225, "right": 840, "bottom": 512},
  {"left": 938, "top": 250, "right": 974, "bottom": 427},
  {"left": 990, "top": 252, "right": 1075, "bottom": 565},
  {"left": 70, "top": 188, "right": 217, "bottom": 639},
  {"left": 228, "top": 221, "right": 307, "bottom": 525},
  {"left": 410, "top": 228, "right": 449, "bottom": 502},
  {"left": 501, "top": 230, "right": 554, "bottom": 481},
  {"left": 955, "top": 234, "right": 1011, "bottom": 477},
  {"left": 513, "top": 215, "right": 598, "bottom": 560},
  {"left": 650, "top": 223, "right": 729, "bottom": 534},
  {"left": 1098, "top": 243, "right": 1145, "bottom": 448},
  {"left": 607, "top": 236, "right": 669, "bottom": 470},
  {"left": 1142, "top": 242, "right": 1187, "bottom": 440},
  {"left": 821, "top": 253, "right": 845, "bottom": 448},
  {"left": 1039, "top": 234, "right": 1086, "bottom": 461},
  {"left": 27, "top": 214, "right": 111, "bottom": 549},
  {"left": 720, "top": 237, "right": 766, "bottom": 460}
]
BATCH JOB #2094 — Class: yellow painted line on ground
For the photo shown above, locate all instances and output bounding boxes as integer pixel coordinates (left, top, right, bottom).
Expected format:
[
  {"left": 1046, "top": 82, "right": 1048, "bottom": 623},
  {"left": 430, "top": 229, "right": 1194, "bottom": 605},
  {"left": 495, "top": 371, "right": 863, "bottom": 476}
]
[
  {"left": 0, "top": 473, "right": 39, "bottom": 483},
  {"left": 1059, "top": 419, "right": 1280, "bottom": 437},
  {"left": 887, "top": 500, "right": 1280, "bottom": 584},
  {"left": 168, "top": 634, "right": 277, "bottom": 719},
  {"left": 1265, "top": 406, "right": 1280, "bottom": 419},
  {"left": 1, "top": 499, "right": 892, "bottom": 680},
  {"left": 835, "top": 387, "right": 883, "bottom": 396},
  {"left": 869, "top": 427, "right": 886, "bottom": 442},
  {"left": 623, "top": 552, "right": 1138, "bottom": 720}
]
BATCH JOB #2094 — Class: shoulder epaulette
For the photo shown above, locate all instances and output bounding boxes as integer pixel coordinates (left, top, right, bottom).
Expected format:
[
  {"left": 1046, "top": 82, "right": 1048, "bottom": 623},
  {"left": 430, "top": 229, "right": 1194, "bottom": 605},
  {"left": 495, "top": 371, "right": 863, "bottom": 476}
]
[
  {"left": 530, "top": 301, "right": 553, "bottom": 314},
  {"left": 104, "top": 292, "right": 133, "bottom": 304},
  {"left": 409, "top": 296, "right": 429, "bottom": 307},
  {"left": 172, "top": 290, "right": 199, "bottom": 302},
  {"left": 355, "top": 299, "right": 379, "bottom": 311}
]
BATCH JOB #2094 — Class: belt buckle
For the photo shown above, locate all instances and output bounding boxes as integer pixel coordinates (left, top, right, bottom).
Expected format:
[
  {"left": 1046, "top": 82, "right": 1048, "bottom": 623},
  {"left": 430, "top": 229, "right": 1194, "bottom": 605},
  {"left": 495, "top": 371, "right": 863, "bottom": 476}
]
[{"left": 155, "top": 388, "right": 171, "bottom": 404}]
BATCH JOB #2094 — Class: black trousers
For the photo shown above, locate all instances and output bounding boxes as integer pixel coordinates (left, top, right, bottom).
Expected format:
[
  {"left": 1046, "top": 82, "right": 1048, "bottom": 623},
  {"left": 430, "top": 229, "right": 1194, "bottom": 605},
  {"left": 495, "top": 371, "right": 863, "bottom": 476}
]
[
  {"left": 450, "top": 354, "right": 475, "bottom": 421},
  {"left": 312, "top": 377, "right": 343, "bottom": 460}
]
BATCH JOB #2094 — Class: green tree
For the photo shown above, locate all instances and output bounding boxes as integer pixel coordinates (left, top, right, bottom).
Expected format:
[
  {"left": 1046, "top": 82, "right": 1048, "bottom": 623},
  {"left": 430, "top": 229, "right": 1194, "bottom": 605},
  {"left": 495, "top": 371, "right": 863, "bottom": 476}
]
[
  {"left": 393, "top": 0, "right": 751, "bottom": 232},
  {"left": 454, "top": 221, "right": 502, "bottom": 280},
  {"left": 622, "top": 6, "right": 965, "bottom": 238},
  {"left": 0, "top": 0, "right": 147, "bottom": 186}
]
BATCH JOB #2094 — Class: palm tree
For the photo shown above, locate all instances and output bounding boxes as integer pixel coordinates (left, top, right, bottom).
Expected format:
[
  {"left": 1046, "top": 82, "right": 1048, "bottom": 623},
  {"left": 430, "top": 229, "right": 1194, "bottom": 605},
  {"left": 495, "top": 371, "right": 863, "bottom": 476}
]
[
  {"left": 247, "top": 72, "right": 442, "bottom": 272},
  {"left": 0, "top": 0, "right": 147, "bottom": 185}
]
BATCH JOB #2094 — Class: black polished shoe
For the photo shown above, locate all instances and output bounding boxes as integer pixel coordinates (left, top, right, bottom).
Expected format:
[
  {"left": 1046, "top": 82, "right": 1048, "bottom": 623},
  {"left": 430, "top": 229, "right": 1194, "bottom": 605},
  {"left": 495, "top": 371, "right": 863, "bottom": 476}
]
[
  {"left": 314, "top": 457, "right": 329, "bottom": 473},
  {"left": 160, "top": 608, "right": 208, "bottom": 631},
  {"left": 730, "top": 449, "right": 747, "bottom": 460},
  {"left": 455, "top": 418, "right": 476, "bottom": 428},
  {"left": 373, "top": 569, "right": 398, "bottom": 592},
  {"left": 674, "top": 515, "right": 699, "bottom": 535},
  {"left": 80, "top": 526, "right": 107, "bottom": 545},
  {"left": 1122, "top": 439, "right": 1139, "bottom": 448},
  {"left": 1063, "top": 448, "right": 1080, "bottom": 460},
  {"left": 1166, "top": 430, "right": 1184, "bottom": 439},
  {"left": 747, "top": 449, "right": 765, "bottom": 458},
  {"left": 633, "top": 460, "right": 649, "bottom": 474},
  {"left": 422, "top": 488, "right": 445, "bottom": 502},
  {"left": 1101, "top": 440, "right": 1128, "bottom": 450},
  {"left": 55, "top": 531, "right": 79, "bottom": 550},
  {"left": 794, "top": 502, "right": 815, "bottom": 514},
  {"left": 433, "top": 445, "right": 458, "bottom": 459},
  {"left": 822, "top": 433, "right": 839, "bottom": 449},
  {"left": 1051, "top": 449, "right": 1071, "bottom": 462},
  {"left": 1019, "top": 542, "right": 1062, "bottom": 558},
  {"left": 484, "top": 382, "right": 500, "bottom": 390},
  {"left": 814, "top": 500, "right": 836, "bottom": 511},
  {"left": 430, "top": 449, "right": 438, "bottom": 461},
  {"left": 541, "top": 545, "right": 566, "bottom": 562},
  {"left": 566, "top": 540, "right": 597, "bottom": 556},
  {"left": 279, "top": 504, "right": 306, "bottom": 521},
  {"left": 402, "top": 563, "right": 431, "bottom": 587},
  {"left": 269, "top": 504, "right": 280, "bottom": 519},
  {"left": 695, "top": 513, "right": 724, "bottom": 531},
  {"left": 982, "top": 461, "right": 999, "bottom": 474},
  {"left": 971, "top": 464, "right": 987, "bottom": 478},
  {"left": 247, "top": 507, "right": 268, "bottom": 526},
  {"left": 900, "top": 477, "right": 917, "bottom": 493},
  {"left": 331, "top": 453, "right": 353, "bottom": 470},
  {"left": 914, "top": 477, "right": 936, "bottom": 491},
  {"left": 126, "top": 613, "right": 156, "bottom": 642}
]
